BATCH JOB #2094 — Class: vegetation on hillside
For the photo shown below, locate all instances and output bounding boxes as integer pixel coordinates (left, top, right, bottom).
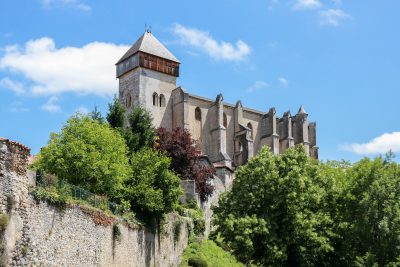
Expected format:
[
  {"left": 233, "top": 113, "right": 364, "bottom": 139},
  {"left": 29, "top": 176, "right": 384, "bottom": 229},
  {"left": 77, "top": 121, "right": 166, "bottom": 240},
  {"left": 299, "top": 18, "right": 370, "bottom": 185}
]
[
  {"left": 179, "top": 240, "right": 245, "bottom": 267},
  {"left": 212, "top": 146, "right": 400, "bottom": 266}
]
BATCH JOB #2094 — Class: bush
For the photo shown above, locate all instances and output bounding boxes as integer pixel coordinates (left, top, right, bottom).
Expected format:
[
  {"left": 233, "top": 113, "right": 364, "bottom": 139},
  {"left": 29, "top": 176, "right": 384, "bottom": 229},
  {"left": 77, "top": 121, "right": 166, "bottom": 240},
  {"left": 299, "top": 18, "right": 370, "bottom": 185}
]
[
  {"left": 33, "top": 114, "right": 131, "bottom": 197},
  {"left": 188, "top": 257, "right": 207, "bottom": 267},
  {"left": 31, "top": 185, "right": 70, "bottom": 209}
]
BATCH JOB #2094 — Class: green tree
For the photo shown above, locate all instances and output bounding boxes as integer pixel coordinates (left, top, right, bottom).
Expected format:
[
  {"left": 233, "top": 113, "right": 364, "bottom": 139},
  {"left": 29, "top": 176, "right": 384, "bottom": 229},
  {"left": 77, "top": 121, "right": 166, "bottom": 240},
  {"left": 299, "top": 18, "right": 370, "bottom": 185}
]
[
  {"left": 35, "top": 114, "right": 131, "bottom": 197},
  {"left": 122, "top": 147, "right": 183, "bottom": 218},
  {"left": 106, "top": 96, "right": 126, "bottom": 129},
  {"left": 125, "top": 106, "right": 155, "bottom": 152},
  {"left": 213, "top": 146, "right": 336, "bottom": 266},
  {"left": 338, "top": 156, "right": 400, "bottom": 266}
]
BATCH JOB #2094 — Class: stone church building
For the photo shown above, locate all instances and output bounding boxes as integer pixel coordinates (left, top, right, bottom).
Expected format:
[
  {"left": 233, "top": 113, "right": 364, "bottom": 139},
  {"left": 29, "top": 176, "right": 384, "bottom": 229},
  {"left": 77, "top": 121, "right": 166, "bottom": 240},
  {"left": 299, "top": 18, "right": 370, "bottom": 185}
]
[{"left": 116, "top": 31, "right": 318, "bottom": 197}]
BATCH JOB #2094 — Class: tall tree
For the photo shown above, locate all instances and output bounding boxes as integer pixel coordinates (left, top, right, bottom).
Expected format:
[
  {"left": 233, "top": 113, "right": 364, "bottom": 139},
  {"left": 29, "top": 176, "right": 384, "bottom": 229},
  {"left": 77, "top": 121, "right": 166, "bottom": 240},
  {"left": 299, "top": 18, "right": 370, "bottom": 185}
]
[
  {"left": 156, "top": 127, "right": 215, "bottom": 201},
  {"left": 125, "top": 106, "right": 155, "bottom": 153},
  {"left": 106, "top": 96, "right": 126, "bottom": 129},
  {"left": 122, "top": 147, "right": 183, "bottom": 218},
  {"left": 90, "top": 106, "right": 105, "bottom": 124},
  {"left": 213, "top": 146, "right": 335, "bottom": 266},
  {"left": 34, "top": 114, "right": 131, "bottom": 197}
]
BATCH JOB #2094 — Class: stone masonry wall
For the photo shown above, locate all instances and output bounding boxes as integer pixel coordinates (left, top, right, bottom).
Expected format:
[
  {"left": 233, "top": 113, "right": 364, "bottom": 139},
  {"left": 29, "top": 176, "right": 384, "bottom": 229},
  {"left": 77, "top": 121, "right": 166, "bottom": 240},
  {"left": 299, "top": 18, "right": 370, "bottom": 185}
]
[{"left": 0, "top": 138, "right": 189, "bottom": 266}]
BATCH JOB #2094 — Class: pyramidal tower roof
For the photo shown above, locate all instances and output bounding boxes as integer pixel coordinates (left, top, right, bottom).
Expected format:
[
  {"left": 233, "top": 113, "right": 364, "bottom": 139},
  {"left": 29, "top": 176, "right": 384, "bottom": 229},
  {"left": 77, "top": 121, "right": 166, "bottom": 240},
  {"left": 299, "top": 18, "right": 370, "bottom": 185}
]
[{"left": 117, "top": 32, "right": 180, "bottom": 64}]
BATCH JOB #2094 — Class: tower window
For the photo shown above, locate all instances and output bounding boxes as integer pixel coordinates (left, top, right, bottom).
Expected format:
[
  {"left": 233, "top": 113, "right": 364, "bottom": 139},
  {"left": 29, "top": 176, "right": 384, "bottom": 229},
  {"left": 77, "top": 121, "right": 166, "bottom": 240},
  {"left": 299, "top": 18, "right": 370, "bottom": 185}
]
[
  {"left": 195, "top": 107, "right": 202, "bottom": 121},
  {"left": 152, "top": 92, "right": 159, "bottom": 106},
  {"left": 126, "top": 94, "right": 132, "bottom": 108},
  {"left": 159, "top": 94, "right": 166, "bottom": 107}
]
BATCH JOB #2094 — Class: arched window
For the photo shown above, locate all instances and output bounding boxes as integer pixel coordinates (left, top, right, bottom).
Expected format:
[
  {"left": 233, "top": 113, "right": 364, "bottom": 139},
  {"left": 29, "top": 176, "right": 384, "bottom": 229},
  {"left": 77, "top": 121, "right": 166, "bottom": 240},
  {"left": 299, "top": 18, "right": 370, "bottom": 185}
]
[
  {"left": 223, "top": 112, "right": 227, "bottom": 128},
  {"left": 152, "top": 92, "right": 158, "bottom": 106},
  {"left": 159, "top": 94, "right": 166, "bottom": 107},
  {"left": 247, "top": 122, "right": 253, "bottom": 139},
  {"left": 195, "top": 107, "right": 202, "bottom": 121}
]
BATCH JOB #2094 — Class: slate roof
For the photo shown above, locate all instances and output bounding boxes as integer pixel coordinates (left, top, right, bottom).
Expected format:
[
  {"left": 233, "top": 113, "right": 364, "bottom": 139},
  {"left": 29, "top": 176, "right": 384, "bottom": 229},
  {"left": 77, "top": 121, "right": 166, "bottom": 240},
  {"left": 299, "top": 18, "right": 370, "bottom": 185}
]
[{"left": 116, "top": 32, "right": 180, "bottom": 64}]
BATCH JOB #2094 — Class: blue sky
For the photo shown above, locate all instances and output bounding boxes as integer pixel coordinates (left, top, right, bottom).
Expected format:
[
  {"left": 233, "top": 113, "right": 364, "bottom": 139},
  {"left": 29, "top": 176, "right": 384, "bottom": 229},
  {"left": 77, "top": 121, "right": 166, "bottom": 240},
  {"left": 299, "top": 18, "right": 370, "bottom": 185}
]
[{"left": 1, "top": 0, "right": 399, "bottom": 162}]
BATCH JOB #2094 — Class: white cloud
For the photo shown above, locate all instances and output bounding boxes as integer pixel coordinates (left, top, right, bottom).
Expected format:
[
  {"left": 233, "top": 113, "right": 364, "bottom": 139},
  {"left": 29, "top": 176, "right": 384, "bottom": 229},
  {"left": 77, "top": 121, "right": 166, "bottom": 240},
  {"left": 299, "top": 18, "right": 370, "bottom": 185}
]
[
  {"left": 42, "top": 0, "right": 91, "bottom": 12},
  {"left": 341, "top": 132, "right": 400, "bottom": 155},
  {"left": 319, "top": 9, "right": 351, "bottom": 26},
  {"left": 41, "top": 96, "right": 61, "bottom": 113},
  {"left": 278, "top": 77, "right": 289, "bottom": 87},
  {"left": 294, "top": 0, "right": 322, "bottom": 10},
  {"left": 247, "top": 81, "right": 269, "bottom": 92},
  {"left": 172, "top": 24, "right": 251, "bottom": 61},
  {"left": 0, "top": 77, "right": 25, "bottom": 95},
  {"left": 0, "top": 37, "right": 129, "bottom": 96}
]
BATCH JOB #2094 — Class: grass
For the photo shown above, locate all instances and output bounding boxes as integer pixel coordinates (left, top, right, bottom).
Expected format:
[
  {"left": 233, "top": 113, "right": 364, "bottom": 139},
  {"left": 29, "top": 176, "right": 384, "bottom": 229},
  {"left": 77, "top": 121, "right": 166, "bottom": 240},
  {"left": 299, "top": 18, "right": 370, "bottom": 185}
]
[{"left": 180, "top": 240, "right": 244, "bottom": 267}]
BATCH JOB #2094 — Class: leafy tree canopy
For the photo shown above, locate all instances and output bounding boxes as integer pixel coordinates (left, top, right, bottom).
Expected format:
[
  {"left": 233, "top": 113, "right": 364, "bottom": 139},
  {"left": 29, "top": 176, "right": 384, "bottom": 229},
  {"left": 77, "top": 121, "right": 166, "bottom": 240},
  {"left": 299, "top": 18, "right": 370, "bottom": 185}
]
[
  {"left": 156, "top": 127, "right": 215, "bottom": 201},
  {"left": 213, "top": 146, "right": 400, "bottom": 266},
  {"left": 106, "top": 96, "right": 125, "bottom": 129},
  {"left": 34, "top": 114, "right": 131, "bottom": 197},
  {"left": 125, "top": 106, "right": 155, "bottom": 153},
  {"left": 122, "top": 147, "right": 183, "bottom": 218}
]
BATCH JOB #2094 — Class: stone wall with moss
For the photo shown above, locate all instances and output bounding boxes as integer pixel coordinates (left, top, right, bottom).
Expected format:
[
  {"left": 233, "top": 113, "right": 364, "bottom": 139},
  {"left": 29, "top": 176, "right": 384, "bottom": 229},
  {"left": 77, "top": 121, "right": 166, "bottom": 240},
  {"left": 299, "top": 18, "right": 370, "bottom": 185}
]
[{"left": 0, "top": 138, "right": 189, "bottom": 266}]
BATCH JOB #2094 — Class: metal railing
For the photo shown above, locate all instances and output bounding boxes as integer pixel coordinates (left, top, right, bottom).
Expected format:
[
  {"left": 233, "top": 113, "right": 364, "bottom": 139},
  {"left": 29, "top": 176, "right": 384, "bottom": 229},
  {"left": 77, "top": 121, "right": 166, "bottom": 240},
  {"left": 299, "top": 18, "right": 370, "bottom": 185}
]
[{"left": 35, "top": 170, "right": 122, "bottom": 214}]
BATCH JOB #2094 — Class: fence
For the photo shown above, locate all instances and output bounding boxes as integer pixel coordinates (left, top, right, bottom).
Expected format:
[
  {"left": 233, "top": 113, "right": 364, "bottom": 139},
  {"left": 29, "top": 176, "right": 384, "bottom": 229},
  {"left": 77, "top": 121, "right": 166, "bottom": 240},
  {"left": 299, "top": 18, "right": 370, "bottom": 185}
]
[{"left": 35, "top": 170, "right": 122, "bottom": 214}]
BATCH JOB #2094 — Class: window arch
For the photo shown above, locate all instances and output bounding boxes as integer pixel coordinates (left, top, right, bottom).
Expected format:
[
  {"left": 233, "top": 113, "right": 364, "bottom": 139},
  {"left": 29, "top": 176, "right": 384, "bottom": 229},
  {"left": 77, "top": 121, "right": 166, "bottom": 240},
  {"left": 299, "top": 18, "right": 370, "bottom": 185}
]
[
  {"left": 247, "top": 122, "right": 253, "bottom": 139},
  {"left": 195, "top": 107, "right": 202, "bottom": 121},
  {"left": 159, "top": 94, "right": 166, "bottom": 107},
  {"left": 152, "top": 92, "right": 158, "bottom": 106},
  {"left": 223, "top": 112, "right": 227, "bottom": 128},
  {"left": 126, "top": 94, "right": 132, "bottom": 108}
]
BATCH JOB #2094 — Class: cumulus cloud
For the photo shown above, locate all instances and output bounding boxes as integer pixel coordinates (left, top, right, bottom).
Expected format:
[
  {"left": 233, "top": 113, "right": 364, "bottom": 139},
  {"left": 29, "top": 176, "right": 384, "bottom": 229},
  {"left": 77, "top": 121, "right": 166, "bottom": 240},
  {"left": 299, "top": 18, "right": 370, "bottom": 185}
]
[
  {"left": 0, "top": 77, "right": 25, "bottom": 95},
  {"left": 341, "top": 132, "right": 400, "bottom": 155},
  {"left": 172, "top": 24, "right": 251, "bottom": 61},
  {"left": 247, "top": 81, "right": 269, "bottom": 93},
  {"left": 0, "top": 37, "right": 129, "bottom": 96},
  {"left": 319, "top": 9, "right": 351, "bottom": 26},
  {"left": 42, "top": 0, "right": 91, "bottom": 12},
  {"left": 294, "top": 0, "right": 322, "bottom": 10},
  {"left": 41, "top": 96, "right": 61, "bottom": 113},
  {"left": 278, "top": 77, "right": 289, "bottom": 87}
]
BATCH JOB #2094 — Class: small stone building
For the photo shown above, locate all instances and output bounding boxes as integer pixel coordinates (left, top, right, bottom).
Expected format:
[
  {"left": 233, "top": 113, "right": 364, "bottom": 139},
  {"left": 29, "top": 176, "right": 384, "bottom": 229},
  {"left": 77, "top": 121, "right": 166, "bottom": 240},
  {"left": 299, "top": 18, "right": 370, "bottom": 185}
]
[{"left": 116, "top": 31, "right": 318, "bottom": 196}]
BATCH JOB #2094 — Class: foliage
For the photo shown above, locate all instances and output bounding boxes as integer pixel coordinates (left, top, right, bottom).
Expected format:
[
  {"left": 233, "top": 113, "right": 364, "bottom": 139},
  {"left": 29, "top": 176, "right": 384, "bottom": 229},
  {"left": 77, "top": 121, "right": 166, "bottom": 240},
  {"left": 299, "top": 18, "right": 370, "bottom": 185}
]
[
  {"left": 180, "top": 199, "right": 206, "bottom": 237},
  {"left": 156, "top": 127, "right": 215, "bottom": 201},
  {"left": 33, "top": 114, "right": 131, "bottom": 197},
  {"left": 125, "top": 106, "right": 155, "bottom": 153},
  {"left": 180, "top": 240, "right": 245, "bottom": 267},
  {"left": 213, "top": 146, "right": 400, "bottom": 266},
  {"left": 213, "top": 146, "right": 337, "bottom": 266},
  {"left": 333, "top": 156, "right": 400, "bottom": 266},
  {"left": 106, "top": 96, "right": 126, "bottom": 130},
  {"left": 0, "top": 213, "right": 9, "bottom": 231},
  {"left": 31, "top": 185, "right": 71, "bottom": 209},
  {"left": 121, "top": 147, "right": 183, "bottom": 219}
]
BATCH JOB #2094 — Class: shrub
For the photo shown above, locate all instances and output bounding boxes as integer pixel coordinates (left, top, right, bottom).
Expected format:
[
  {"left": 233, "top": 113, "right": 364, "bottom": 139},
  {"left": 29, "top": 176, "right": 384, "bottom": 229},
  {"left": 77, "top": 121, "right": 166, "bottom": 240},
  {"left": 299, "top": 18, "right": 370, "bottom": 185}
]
[
  {"left": 188, "top": 256, "right": 207, "bottom": 267},
  {"left": 31, "top": 185, "right": 70, "bottom": 209}
]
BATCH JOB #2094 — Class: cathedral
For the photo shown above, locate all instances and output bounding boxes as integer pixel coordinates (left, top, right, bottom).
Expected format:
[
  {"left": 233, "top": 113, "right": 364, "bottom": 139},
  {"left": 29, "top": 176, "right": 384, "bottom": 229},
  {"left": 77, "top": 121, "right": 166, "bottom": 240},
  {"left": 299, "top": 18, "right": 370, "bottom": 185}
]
[{"left": 116, "top": 31, "right": 318, "bottom": 197}]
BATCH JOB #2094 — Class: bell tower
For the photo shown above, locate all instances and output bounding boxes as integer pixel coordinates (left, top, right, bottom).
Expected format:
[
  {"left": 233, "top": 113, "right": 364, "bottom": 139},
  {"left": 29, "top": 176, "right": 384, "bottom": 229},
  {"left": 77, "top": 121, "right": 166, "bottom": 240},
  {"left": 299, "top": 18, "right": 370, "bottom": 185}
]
[{"left": 116, "top": 30, "right": 180, "bottom": 129}]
